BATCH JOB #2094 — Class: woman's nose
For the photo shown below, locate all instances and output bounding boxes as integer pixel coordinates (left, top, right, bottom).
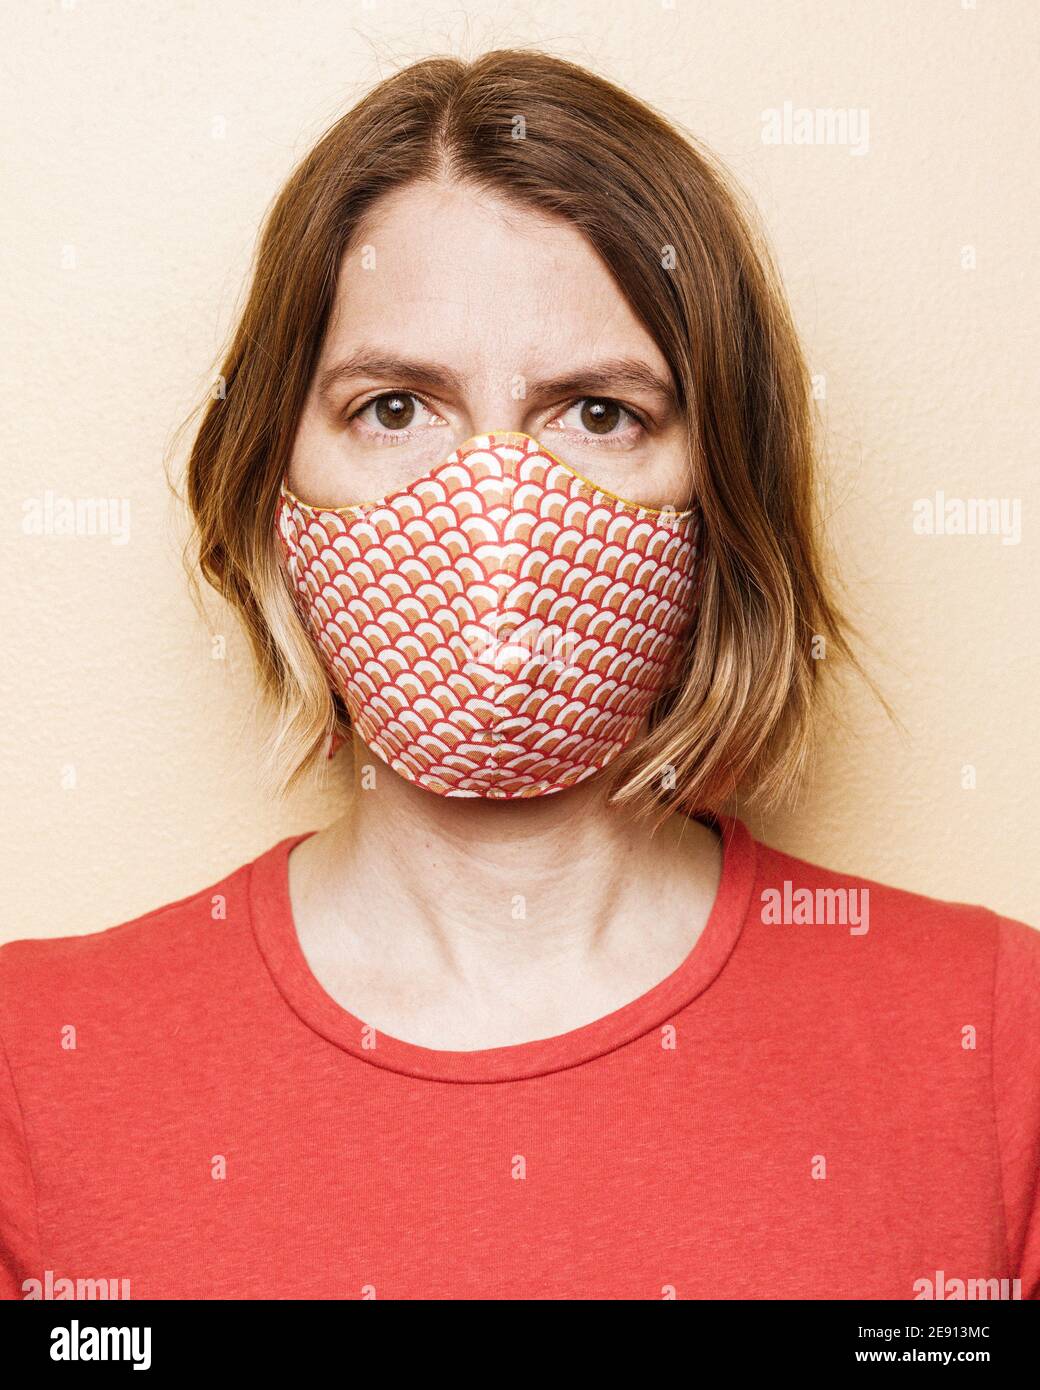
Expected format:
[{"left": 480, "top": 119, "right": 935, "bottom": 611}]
[{"left": 454, "top": 391, "right": 536, "bottom": 443}]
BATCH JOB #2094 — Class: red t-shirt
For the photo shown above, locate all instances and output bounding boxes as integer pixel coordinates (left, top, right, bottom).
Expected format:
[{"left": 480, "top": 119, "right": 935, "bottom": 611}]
[{"left": 1, "top": 816, "right": 1038, "bottom": 1300}]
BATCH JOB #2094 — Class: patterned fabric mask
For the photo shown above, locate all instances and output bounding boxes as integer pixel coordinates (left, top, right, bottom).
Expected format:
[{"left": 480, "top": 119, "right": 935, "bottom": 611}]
[{"left": 277, "top": 431, "right": 702, "bottom": 799}]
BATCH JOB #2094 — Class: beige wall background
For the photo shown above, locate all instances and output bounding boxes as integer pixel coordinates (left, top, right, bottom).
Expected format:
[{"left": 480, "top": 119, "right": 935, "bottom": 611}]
[{"left": 2, "top": 0, "right": 1037, "bottom": 942}]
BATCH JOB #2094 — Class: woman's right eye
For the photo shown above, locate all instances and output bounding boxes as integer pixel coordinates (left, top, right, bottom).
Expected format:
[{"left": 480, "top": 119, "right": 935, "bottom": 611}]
[{"left": 351, "top": 392, "right": 443, "bottom": 438}]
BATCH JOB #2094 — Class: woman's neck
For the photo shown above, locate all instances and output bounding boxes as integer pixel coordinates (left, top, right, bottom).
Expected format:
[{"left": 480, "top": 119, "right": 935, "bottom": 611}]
[{"left": 286, "top": 740, "right": 724, "bottom": 1049}]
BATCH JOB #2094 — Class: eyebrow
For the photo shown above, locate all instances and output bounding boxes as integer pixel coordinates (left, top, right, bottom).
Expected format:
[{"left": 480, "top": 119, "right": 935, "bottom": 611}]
[{"left": 316, "top": 351, "right": 678, "bottom": 409}]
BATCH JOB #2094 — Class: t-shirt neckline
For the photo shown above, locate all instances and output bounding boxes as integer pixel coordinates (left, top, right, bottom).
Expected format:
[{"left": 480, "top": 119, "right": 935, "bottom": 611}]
[{"left": 248, "top": 814, "right": 758, "bottom": 1084}]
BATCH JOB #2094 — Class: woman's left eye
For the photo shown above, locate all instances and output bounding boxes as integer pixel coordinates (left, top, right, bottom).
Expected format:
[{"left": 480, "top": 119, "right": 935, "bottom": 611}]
[{"left": 551, "top": 398, "right": 641, "bottom": 439}]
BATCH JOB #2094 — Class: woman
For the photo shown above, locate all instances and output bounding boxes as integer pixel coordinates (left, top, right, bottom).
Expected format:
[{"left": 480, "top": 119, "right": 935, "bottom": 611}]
[{"left": 2, "top": 50, "right": 1037, "bottom": 1302}]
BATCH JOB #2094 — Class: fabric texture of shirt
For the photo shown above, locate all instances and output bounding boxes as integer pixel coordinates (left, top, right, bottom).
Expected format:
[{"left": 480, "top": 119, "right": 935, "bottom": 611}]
[{"left": 1, "top": 816, "right": 1038, "bottom": 1300}]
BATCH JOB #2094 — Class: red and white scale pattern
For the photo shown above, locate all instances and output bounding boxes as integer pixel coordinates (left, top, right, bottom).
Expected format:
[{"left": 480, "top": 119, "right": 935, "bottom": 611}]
[{"left": 277, "top": 432, "right": 701, "bottom": 798}]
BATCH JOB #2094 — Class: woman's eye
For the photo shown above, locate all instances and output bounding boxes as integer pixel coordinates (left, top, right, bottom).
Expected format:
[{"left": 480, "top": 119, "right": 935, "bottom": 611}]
[
  {"left": 554, "top": 397, "right": 640, "bottom": 438},
  {"left": 352, "top": 392, "right": 440, "bottom": 436},
  {"left": 373, "top": 393, "right": 415, "bottom": 429}
]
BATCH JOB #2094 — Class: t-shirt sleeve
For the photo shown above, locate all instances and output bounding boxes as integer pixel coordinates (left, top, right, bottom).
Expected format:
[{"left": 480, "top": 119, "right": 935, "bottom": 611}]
[
  {"left": 0, "top": 950, "right": 42, "bottom": 1301},
  {"left": 992, "top": 913, "right": 1040, "bottom": 1300}
]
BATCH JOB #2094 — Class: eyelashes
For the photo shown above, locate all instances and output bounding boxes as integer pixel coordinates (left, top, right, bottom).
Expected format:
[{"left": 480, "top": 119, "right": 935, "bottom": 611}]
[
  {"left": 550, "top": 398, "right": 645, "bottom": 442},
  {"left": 346, "top": 393, "right": 445, "bottom": 444},
  {"left": 345, "top": 392, "right": 649, "bottom": 445}
]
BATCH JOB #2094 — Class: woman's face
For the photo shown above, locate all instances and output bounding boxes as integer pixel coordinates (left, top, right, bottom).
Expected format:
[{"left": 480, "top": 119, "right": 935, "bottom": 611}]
[{"left": 288, "top": 179, "right": 693, "bottom": 510}]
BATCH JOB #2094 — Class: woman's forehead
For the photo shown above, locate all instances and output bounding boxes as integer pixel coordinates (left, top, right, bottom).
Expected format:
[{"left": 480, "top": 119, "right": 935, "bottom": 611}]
[{"left": 323, "top": 181, "right": 667, "bottom": 380}]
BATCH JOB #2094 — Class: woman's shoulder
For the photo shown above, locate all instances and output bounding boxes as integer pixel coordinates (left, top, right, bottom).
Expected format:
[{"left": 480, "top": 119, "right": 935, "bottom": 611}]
[
  {"left": 0, "top": 835, "right": 297, "bottom": 1032},
  {"left": 747, "top": 830, "right": 1040, "bottom": 1034}
]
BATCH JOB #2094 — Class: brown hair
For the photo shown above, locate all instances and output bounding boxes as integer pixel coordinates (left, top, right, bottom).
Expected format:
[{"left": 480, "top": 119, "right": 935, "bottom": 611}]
[{"left": 184, "top": 48, "right": 859, "bottom": 819}]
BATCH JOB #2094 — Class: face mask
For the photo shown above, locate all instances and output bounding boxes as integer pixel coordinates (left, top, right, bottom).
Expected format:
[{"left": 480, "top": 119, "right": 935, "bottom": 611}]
[{"left": 277, "top": 431, "right": 702, "bottom": 799}]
